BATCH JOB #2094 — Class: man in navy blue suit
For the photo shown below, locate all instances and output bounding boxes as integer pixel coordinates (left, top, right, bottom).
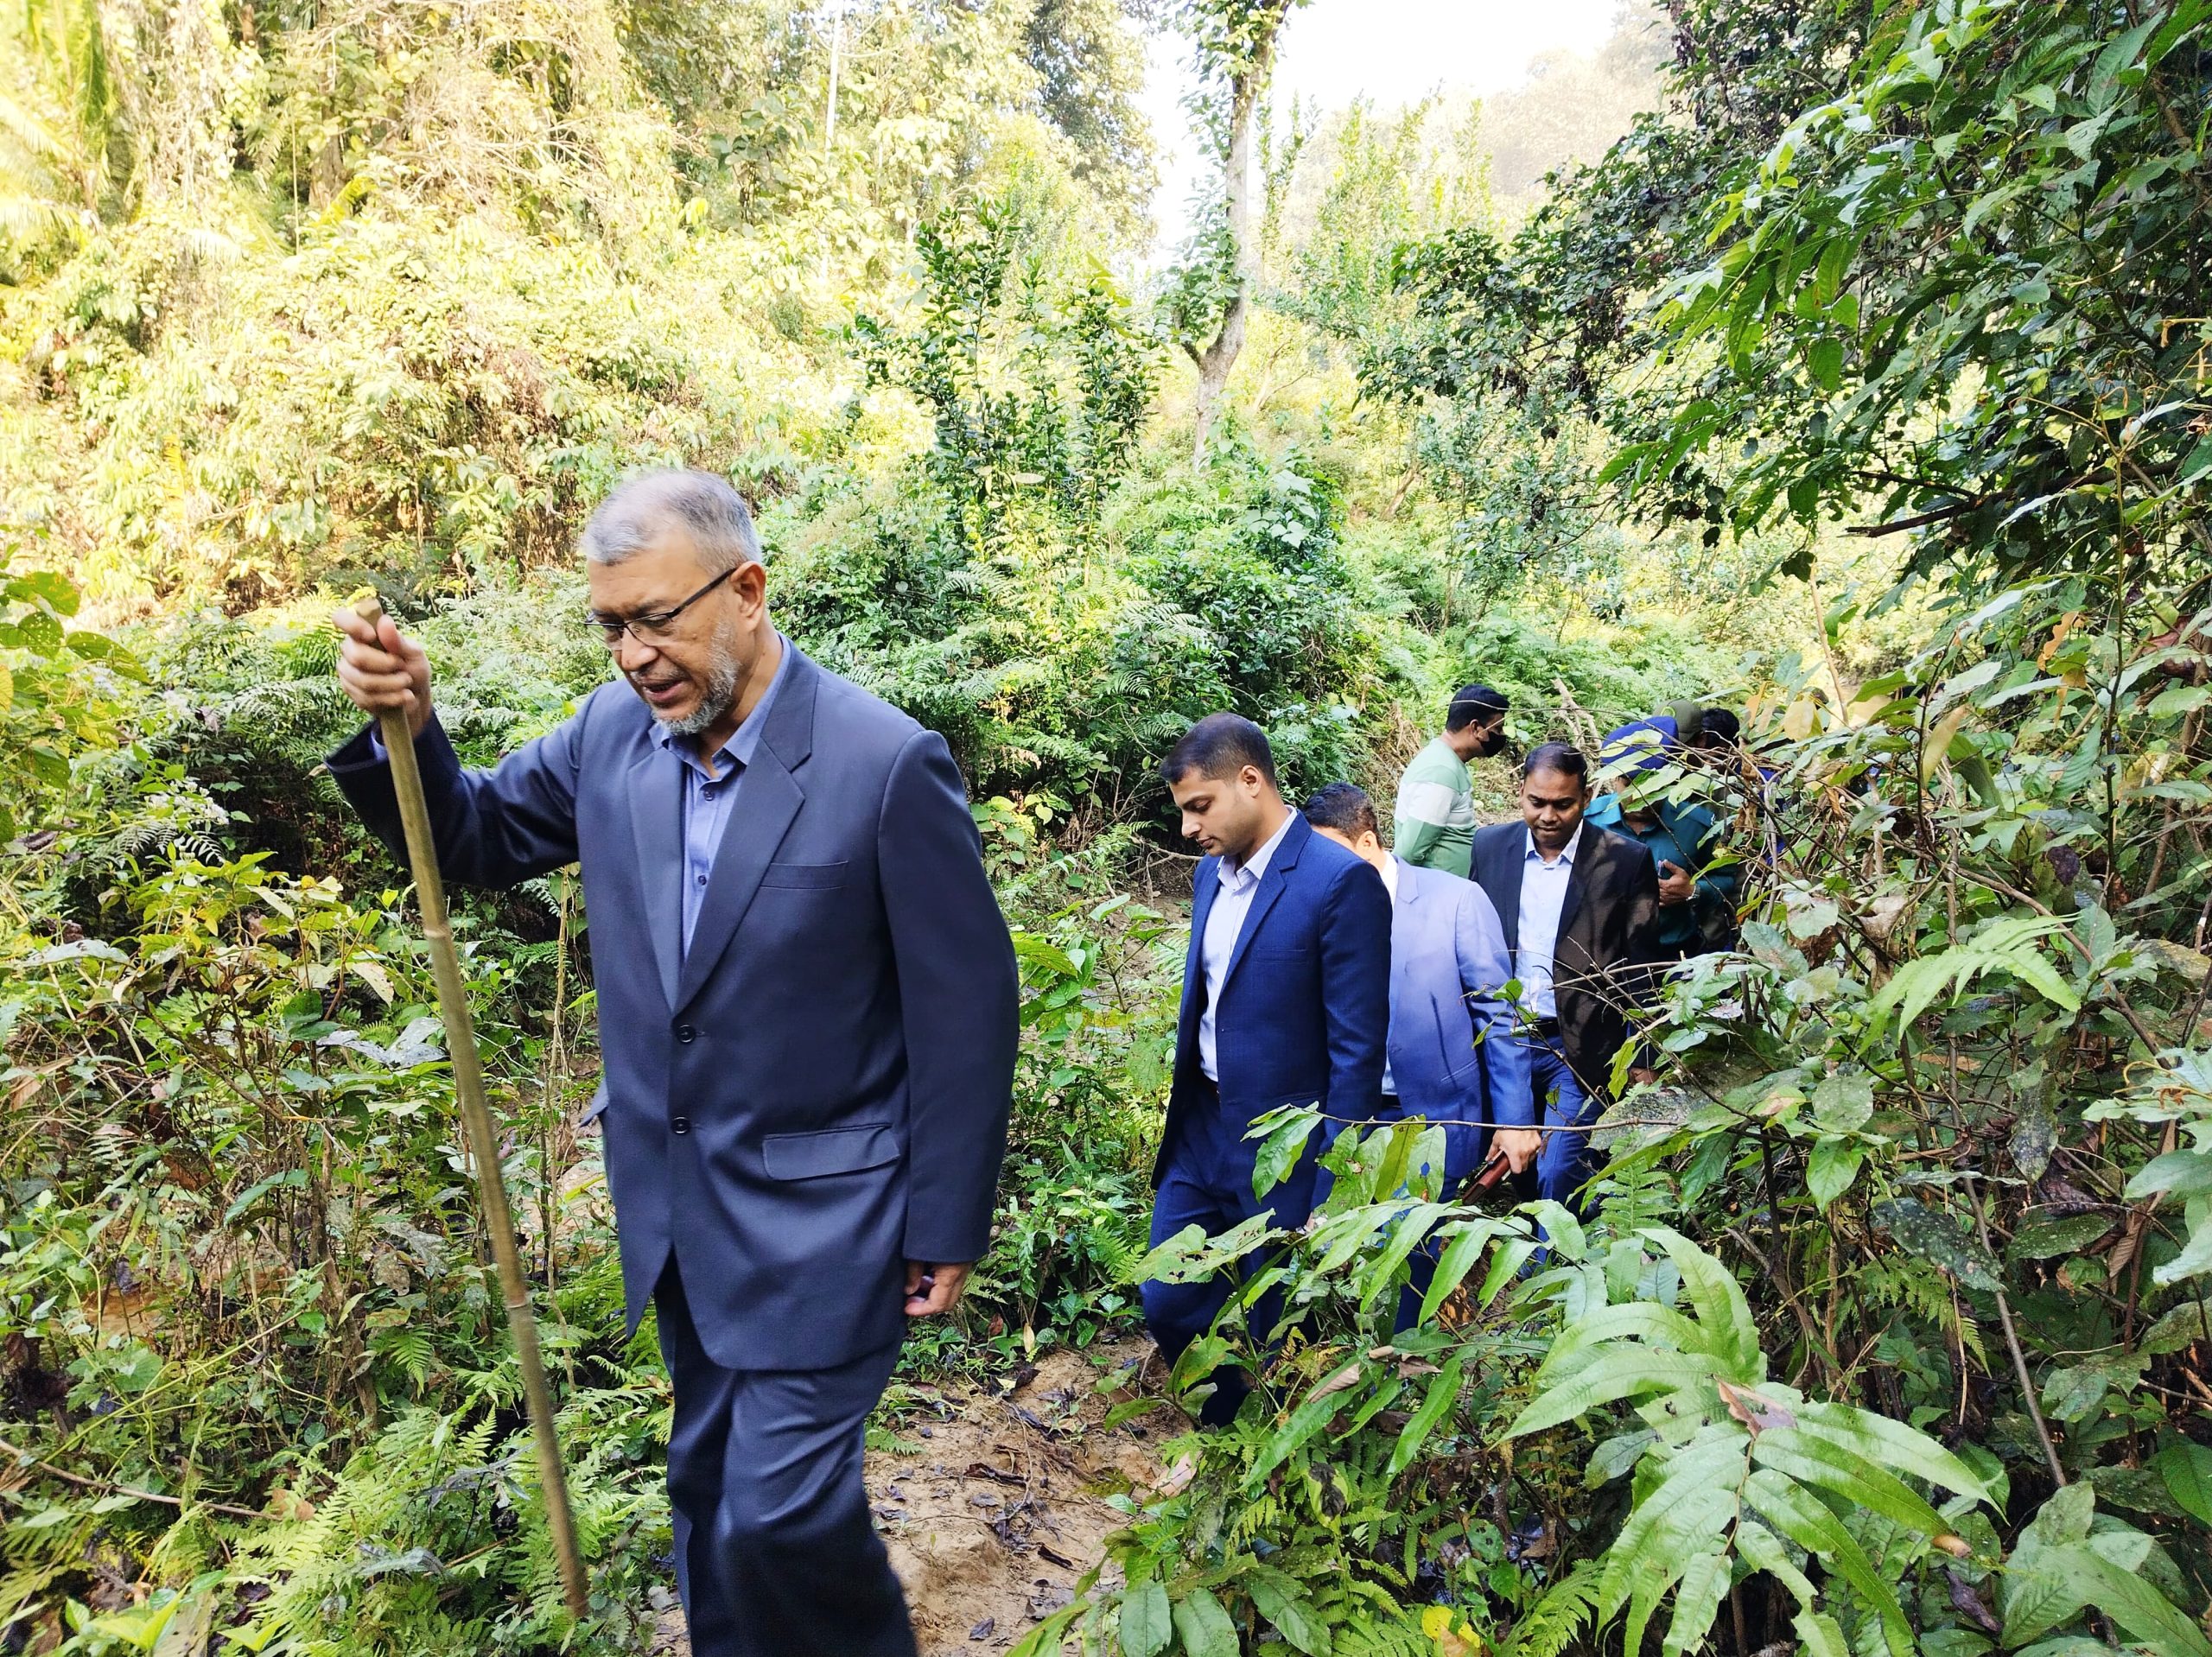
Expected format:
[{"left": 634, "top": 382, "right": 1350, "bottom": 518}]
[
  {"left": 328, "top": 471, "right": 1018, "bottom": 1657},
  {"left": 1300, "top": 783, "right": 1527, "bottom": 1187},
  {"left": 1142, "top": 715, "right": 1390, "bottom": 1425}
]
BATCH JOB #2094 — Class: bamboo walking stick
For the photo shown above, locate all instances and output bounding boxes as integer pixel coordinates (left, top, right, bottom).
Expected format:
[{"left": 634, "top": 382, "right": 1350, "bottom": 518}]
[{"left": 350, "top": 595, "right": 591, "bottom": 1620}]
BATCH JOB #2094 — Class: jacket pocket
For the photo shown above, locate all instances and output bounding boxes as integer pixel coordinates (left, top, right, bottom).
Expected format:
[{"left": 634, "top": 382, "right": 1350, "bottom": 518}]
[
  {"left": 760, "top": 860, "right": 849, "bottom": 890},
  {"left": 761, "top": 1123, "right": 900, "bottom": 1180}
]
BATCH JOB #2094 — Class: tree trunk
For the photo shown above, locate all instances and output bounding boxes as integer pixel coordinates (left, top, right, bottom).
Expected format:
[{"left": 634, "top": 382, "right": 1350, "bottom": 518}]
[{"left": 1192, "top": 23, "right": 1277, "bottom": 463}]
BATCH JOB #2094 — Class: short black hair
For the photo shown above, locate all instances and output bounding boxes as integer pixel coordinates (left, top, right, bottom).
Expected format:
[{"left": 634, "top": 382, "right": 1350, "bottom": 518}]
[
  {"left": 1522, "top": 742, "right": 1590, "bottom": 784},
  {"left": 1302, "top": 781, "right": 1379, "bottom": 842},
  {"left": 1702, "top": 708, "right": 1742, "bottom": 745},
  {"left": 1163, "top": 713, "right": 1277, "bottom": 787},
  {"left": 1446, "top": 683, "right": 1510, "bottom": 733}
]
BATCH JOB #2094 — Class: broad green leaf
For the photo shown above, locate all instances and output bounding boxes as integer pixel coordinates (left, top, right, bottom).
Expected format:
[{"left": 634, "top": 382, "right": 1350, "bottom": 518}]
[
  {"left": 1741, "top": 1467, "right": 1909, "bottom": 1644},
  {"left": 2123, "top": 1149, "right": 2212, "bottom": 1201},
  {"left": 1248, "top": 1364, "right": 1366, "bottom": 1487},
  {"left": 1246, "top": 1572, "right": 1330, "bottom": 1657},
  {"left": 1794, "top": 1609, "right": 1851, "bottom": 1657},
  {"left": 2007, "top": 1542, "right": 2212, "bottom": 1657},
  {"left": 1734, "top": 1521, "right": 1815, "bottom": 1607},
  {"left": 1805, "top": 1139, "right": 1865, "bottom": 1209},
  {"left": 1388, "top": 1352, "right": 1465, "bottom": 1476},
  {"left": 1810, "top": 1070, "right": 1875, "bottom": 1132},
  {"left": 1752, "top": 1426, "right": 1950, "bottom": 1536},
  {"left": 2152, "top": 1442, "right": 2212, "bottom": 1527},
  {"left": 1536, "top": 1301, "right": 1708, "bottom": 1374},
  {"left": 1872, "top": 1197, "right": 1999, "bottom": 1291},
  {"left": 1416, "top": 1222, "right": 1498, "bottom": 1326},
  {"left": 1118, "top": 1579, "right": 1169, "bottom": 1657},
  {"left": 1643, "top": 1227, "right": 1763, "bottom": 1382},
  {"left": 1661, "top": 1549, "right": 1729, "bottom": 1657},
  {"left": 1507, "top": 1346, "right": 1728, "bottom": 1437},
  {"left": 1169, "top": 1587, "right": 1238, "bottom": 1657},
  {"left": 2152, "top": 1197, "right": 2212, "bottom": 1286},
  {"left": 1792, "top": 1400, "right": 1992, "bottom": 1502},
  {"left": 2007, "top": 1210, "right": 2113, "bottom": 1261},
  {"left": 1249, "top": 1108, "right": 1321, "bottom": 1203}
]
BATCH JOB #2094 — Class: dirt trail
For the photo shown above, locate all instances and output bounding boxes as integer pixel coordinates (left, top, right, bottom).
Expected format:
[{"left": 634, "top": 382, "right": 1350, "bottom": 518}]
[{"left": 652, "top": 1339, "right": 1180, "bottom": 1655}]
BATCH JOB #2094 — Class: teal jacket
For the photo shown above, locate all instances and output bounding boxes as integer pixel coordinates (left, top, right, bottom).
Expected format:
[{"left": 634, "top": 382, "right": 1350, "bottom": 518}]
[{"left": 1586, "top": 794, "right": 1738, "bottom": 954}]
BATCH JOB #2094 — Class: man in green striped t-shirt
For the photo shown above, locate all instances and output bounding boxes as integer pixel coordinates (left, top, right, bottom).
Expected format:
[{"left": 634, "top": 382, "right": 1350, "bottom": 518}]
[{"left": 1391, "top": 684, "right": 1510, "bottom": 878}]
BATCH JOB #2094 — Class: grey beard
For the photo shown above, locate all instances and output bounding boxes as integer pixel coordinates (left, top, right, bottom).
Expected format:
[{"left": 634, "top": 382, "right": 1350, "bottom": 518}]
[{"left": 654, "top": 643, "right": 741, "bottom": 738}]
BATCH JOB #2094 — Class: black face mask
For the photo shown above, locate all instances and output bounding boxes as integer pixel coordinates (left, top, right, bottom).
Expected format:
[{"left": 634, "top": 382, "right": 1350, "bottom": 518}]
[{"left": 1474, "top": 727, "right": 1511, "bottom": 759}]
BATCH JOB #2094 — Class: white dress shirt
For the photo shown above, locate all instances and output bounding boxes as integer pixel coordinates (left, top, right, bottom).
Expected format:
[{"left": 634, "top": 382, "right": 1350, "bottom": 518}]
[
  {"left": 1198, "top": 809, "right": 1298, "bottom": 1082},
  {"left": 1517, "top": 824, "right": 1583, "bottom": 1020},
  {"left": 1377, "top": 854, "right": 1400, "bottom": 1096}
]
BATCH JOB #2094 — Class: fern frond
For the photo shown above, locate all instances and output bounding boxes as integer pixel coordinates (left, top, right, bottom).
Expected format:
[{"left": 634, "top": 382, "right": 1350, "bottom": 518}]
[{"left": 1503, "top": 1559, "right": 1603, "bottom": 1657}]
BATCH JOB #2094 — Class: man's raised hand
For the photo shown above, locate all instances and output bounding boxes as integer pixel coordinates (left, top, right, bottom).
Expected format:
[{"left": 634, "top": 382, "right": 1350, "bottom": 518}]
[
  {"left": 334, "top": 606, "right": 433, "bottom": 739},
  {"left": 1655, "top": 860, "right": 1694, "bottom": 907}
]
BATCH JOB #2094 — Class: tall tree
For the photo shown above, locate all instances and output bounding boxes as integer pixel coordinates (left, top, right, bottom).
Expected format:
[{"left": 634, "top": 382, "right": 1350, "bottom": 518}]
[{"left": 1161, "top": 0, "right": 1307, "bottom": 460}]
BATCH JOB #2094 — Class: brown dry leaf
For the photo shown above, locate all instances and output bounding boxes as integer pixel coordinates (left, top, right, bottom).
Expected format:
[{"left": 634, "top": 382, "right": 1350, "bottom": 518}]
[
  {"left": 264, "top": 1489, "right": 316, "bottom": 1522},
  {"left": 2107, "top": 1210, "right": 2150, "bottom": 1277},
  {"left": 1716, "top": 1379, "right": 1797, "bottom": 1436},
  {"left": 1310, "top": 1361, "right": 1364, "bottom": 1401}
]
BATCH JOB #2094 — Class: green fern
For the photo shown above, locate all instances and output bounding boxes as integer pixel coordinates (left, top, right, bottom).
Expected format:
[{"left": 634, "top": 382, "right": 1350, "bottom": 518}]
[{"left": 1502, "top": 1559, "right": 1602, "bottom": 1657}]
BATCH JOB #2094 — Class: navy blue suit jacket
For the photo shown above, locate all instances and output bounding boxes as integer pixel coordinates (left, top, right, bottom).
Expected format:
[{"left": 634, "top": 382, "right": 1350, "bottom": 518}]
[
  {"left": 1382, "top": 857, "right": 1533, "bottom": 1179},
  {"left": 330, "top": 645, "right": 1019, "bottom": 1372},
  {"left": 1158, "top": 812, "right": 1391, "bottom": 1185}
]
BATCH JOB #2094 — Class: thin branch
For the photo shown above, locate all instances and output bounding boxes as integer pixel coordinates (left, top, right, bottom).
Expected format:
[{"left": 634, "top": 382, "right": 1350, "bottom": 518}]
[{"left": 0, "top": 1436, "right": 267, "bottom": 1521}]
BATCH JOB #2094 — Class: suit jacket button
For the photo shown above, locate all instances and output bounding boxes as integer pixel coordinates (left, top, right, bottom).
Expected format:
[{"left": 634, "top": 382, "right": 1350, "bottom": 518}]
[
  {"left": 675, "top": 1022, "right": 696, "bottom": 1044},
  {"left": 671, "top": 1116, "right": 691, "bottom": 1135}
]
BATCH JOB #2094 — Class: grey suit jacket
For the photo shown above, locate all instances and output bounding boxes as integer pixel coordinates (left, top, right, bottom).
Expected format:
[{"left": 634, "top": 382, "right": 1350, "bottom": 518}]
[{"left": 330, "top": 645, "right": 1020, "bottom": 1371}]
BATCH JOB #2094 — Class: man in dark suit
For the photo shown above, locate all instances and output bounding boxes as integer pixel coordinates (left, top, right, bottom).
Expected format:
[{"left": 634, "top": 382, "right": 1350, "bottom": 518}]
[
  {"left": 1301, "top": 782, "right": 1526, "bottom": 1187},
  {"left": 1143, "top": 715, "right": 1390, "bottom": 1425},
  {"left": 1468, "top": 743, "right": 1662, "bottom": 1212},
  {"left": 329, "top": 470, "right": 1018, "bottom": 1657}
]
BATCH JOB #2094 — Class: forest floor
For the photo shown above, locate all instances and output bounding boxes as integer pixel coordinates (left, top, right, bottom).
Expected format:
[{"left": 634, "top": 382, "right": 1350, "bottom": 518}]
[{"left": 649, "top": 1337, "right": 1179, "bottom": 1655}]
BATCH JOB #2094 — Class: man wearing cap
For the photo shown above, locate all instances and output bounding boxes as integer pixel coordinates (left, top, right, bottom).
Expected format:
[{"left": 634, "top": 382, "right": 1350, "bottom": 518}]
[
  {"left": 1586, "top": 711, "right": 1741, "bottom": 956},
  {"left": 1392, "top": 684, "right": 1510, "bottom": 878}
]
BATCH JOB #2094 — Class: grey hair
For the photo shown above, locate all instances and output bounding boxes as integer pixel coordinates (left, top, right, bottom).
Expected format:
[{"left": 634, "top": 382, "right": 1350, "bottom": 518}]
[{"left": 581, "top": 469, "right": 761, "bottom": 575}]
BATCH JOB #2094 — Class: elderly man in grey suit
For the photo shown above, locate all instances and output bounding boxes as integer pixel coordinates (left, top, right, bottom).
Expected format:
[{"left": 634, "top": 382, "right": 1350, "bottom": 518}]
[{"left": 328, "top": 471, "right": 1019, "bottom": 1657}]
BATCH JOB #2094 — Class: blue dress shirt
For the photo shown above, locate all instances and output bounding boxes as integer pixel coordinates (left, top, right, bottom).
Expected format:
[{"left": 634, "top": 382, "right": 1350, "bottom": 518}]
[{"left": 653, "top": 635, "right": 796, "bottom": 954}]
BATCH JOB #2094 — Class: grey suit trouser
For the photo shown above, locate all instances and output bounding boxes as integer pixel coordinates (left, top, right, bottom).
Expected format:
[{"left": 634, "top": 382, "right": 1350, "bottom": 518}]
[{"left": 657, "top": 1263, "right": 914, "bottom": 1657}]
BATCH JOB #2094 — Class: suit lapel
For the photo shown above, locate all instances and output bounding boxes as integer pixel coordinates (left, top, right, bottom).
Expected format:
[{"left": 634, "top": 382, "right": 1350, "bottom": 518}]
[
  {"left": 1220, "top": 814, "right": 1306, "bottom": 992},
  {"left": 1185, "top": 862, "right": 1217, "bottom": 1005},
  {"left": 671, "top": 650, "right": 818, "bottom": 1009},
  {"left": 626, "top": 744, "right": 686, "bottom": 1010},
  {"left": 1479, "top": 829, "right": 1521, "bottom": 955}
]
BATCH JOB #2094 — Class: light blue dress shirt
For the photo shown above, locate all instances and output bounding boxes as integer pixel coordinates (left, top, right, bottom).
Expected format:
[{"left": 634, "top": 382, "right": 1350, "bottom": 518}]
[
  {"left": 653, "top": 635, "right": 796, "bottom": 955},
  {"left": 1377, "top": 854, "right": 1400, "bottom": 1096},
  {"left": 1517, "top": 823, "right": 1583, "bottom": 1020},
  {"left": 1198, "top": 809, "right": 1297, "bottom": 1082}
]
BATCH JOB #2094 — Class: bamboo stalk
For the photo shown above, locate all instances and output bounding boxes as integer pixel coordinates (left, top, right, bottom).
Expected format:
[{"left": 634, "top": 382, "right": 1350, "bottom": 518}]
[{"left": 352, "top": 596, "right": 591, "bottom": 1620}]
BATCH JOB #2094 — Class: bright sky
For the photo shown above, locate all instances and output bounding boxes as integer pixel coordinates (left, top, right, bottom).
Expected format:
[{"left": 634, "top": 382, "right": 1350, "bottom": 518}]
[{"left": 1137, "top": 0, "right": 1622, "bottom": 257}]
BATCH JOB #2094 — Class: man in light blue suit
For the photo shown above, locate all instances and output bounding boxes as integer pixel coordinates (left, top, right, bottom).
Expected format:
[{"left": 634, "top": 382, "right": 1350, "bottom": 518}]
[
  {"left": 328, "top": 471, "right": 1017, "bottom": 1657},
  {"left": 1302, "top": 783, "right": 1529, "bottom": 1187}
]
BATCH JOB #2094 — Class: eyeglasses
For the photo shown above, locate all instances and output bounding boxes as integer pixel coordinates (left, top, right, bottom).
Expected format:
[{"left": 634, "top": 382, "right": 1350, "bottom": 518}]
[{"left": 585, "top": 568, "right": 733, "bottom": 649}]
